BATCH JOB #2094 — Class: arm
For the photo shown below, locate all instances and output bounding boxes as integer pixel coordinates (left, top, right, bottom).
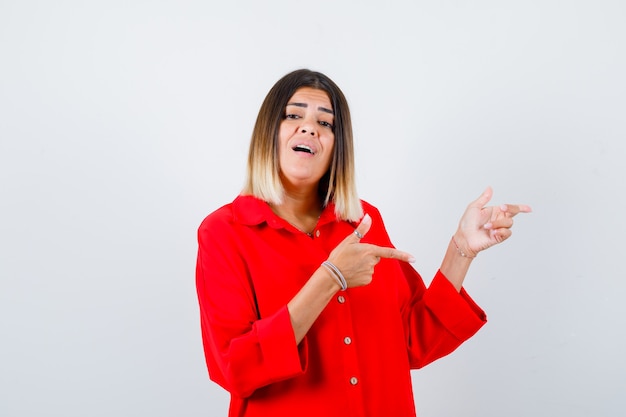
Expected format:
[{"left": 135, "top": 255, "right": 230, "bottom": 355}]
[
  {"left": 196, "top": 221, "right": 308, "bottom": 398},
  {"left": 402, "top": 188, "right": 531, "bottom": 367},
  {"left": 402, "top": 264, "right": 487, "bottom": 369},
  {"left": 287, "top": 267, "right": 341, "bottom": 344}
]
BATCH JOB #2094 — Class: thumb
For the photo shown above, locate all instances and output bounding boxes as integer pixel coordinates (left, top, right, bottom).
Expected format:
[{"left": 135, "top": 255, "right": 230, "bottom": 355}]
[
  {"left": 351, "top": 213, "right": 372, "bottom": 242},
  {"left": 470, "top": 186, "right": 493, "bottom": 209}
]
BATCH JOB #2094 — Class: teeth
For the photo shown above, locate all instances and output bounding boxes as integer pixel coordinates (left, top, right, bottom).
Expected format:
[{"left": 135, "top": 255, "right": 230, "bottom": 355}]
[{"left": 293, "top": 145, "right": 314, "bottom": 154}]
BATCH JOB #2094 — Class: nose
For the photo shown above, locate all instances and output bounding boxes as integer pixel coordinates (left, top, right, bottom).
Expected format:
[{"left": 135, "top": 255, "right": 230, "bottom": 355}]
[{"left": 299, "top": 115, "right": 318, "bottom": 136}]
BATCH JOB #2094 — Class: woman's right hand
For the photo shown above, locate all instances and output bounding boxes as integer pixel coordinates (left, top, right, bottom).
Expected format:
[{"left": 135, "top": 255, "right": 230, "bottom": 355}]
[{"left": 326, "top": 214, "right": 415, "bottom": 288}]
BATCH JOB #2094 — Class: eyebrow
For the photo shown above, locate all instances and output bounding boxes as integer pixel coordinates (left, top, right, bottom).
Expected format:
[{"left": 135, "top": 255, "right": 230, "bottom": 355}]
[{"left": 287, "top": 102, "right": 334, "bottom": 115}]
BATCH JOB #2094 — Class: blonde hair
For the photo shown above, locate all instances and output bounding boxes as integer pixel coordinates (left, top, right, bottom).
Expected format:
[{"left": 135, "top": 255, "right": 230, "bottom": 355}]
[{"left": 242, "top": 69, "right": 363, "bottom": 221}]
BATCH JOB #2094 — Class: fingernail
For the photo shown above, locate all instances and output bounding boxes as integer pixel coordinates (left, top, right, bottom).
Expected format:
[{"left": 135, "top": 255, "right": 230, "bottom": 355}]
[
  {"left": 483, "top": 222, "right": 492, "bottom": 229},
  {"left": 500, "top": 204, "right": 507, "bottom": 211},
  {"left": 408, "top": 256, "right": 416, "bottom": 263}
]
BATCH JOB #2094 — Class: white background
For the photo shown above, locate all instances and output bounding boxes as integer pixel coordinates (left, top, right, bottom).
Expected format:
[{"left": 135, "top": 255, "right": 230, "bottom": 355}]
[{"left": 1, "top": 1, "right": 625, "bottom": 416}]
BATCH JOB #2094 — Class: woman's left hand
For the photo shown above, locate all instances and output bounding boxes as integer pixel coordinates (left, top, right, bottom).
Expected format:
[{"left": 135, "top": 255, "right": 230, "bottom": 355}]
[{"left": 454, "top": 187, "right": 532, "bottom": 257}]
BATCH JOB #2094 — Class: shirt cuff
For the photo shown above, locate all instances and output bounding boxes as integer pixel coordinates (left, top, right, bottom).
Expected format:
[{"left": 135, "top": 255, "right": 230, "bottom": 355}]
[
  {"left": 256, "top": 305, "right": 308, "bottom": 381},
  {"left": 424, "top": 270, "right": 487, "bottom": 341}
]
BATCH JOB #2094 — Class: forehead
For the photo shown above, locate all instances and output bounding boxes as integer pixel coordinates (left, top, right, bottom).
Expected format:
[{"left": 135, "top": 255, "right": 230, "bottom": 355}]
[{"left": 288, "top": 87, "right": 332, "bottom": 109}]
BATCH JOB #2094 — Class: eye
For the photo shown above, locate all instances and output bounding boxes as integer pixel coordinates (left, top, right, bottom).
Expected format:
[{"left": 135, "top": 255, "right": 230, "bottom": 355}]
[
  {"left": 319, "top": 120, "right": 334, "bottom": 129},
  {"left": 284, "top": 113, "right": 300, "bottom": 120}
]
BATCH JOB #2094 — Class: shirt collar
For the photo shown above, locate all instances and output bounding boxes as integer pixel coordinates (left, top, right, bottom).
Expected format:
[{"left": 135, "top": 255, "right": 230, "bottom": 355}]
[{"left": 232, "top": 194, "right": 342, "bottom": 230}]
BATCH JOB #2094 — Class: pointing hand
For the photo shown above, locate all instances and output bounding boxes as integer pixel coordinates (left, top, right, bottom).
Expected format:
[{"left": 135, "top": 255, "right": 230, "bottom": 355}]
[{"left": 326, "top": 214, "right": 414, "bottom": 288}]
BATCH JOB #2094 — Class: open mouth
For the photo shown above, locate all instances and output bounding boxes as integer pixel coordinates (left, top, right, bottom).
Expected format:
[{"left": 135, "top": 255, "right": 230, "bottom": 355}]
[{"left": 293, "top": 145, "right": 315, "bottom": 155}]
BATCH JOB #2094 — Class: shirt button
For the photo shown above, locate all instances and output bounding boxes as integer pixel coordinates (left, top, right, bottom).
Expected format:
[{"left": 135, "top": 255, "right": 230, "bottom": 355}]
[
  {"left": 315, "top": 230, "right": 320, "bottom": 237},
  {"left": 344, "top": 336, "right": 352, "bottom": 345},
  {"left": 337, "top": 295, "right": 345, "bottom": 304},
  {"left": 350, "top": 377, "right": 358, "bottom": 385}
]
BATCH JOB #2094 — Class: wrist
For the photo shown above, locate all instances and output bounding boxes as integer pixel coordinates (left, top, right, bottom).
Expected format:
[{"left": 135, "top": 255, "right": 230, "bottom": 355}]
[
  {"left": 321, "top": 260, "right": 347, "bottom": 291},
  {"left": 452, "top": 234, "right": 477, "bottom": 259}
]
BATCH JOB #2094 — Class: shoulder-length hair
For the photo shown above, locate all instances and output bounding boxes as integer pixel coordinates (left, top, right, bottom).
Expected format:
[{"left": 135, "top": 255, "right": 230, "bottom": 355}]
[{"left": 242, "top": 69, "right": 363, "bottom": 221}]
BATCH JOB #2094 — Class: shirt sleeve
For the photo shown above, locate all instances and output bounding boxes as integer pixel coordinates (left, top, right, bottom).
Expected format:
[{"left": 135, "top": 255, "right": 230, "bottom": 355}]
[
  {"left": 400, "top": 262, "right": 487, "bottom": 369},
  {"left": 196, "top": 214, "right": 308, "bottom": 398}
]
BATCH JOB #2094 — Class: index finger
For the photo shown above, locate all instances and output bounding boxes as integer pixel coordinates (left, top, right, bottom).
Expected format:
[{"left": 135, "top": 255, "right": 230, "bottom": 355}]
[
  {"left": 501, "top": 203, "right": 533, "bottom": 217},
  {"left": 367, "top": 244, "right": 416, "bottom": 263}
]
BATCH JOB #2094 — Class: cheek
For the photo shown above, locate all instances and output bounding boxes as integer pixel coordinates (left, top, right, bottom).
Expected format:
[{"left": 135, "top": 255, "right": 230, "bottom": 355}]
[
  {"left": 323, "top": 139, "right": 335, "bottom": 167},
  {"left": 278, "top": 120, "right": 297, "bottom": 138},
  {"left": 324, "top": 135, "right": 335, "bottom": 154},
  {"left": 277, "top": 126, "right": 288, "bottom": 146}
]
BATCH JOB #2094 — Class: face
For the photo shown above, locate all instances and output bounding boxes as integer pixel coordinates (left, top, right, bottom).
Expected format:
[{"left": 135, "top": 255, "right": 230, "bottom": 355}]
[{"left": 277, "top": 87, "right": 335, "bottom": 192}]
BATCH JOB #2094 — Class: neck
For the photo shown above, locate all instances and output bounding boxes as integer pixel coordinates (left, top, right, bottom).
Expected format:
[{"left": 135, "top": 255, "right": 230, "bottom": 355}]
[{"left": 271, "top": 186, "right": 323, "bottom": 234}]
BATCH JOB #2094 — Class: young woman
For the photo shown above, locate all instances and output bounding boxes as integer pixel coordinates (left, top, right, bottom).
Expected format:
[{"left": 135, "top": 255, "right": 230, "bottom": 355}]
[{"left": 195, "top": 69, "right": 531, "bottom": 417}]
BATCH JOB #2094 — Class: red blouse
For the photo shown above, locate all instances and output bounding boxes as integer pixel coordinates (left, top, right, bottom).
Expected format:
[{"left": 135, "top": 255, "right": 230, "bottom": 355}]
[{"left": 196, "top": 195, "right": 487, "bottom": 417}]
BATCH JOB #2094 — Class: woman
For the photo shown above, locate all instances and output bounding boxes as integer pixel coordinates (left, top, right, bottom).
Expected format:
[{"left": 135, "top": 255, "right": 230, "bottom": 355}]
[{"left": 195, "top": 69, "right": 531, "bottom": 417}]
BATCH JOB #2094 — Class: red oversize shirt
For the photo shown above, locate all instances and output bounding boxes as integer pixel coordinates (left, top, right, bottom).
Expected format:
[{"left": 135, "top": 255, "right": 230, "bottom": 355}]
[{"left": 196, "top": 195, "right": 487, "bottom": 417}]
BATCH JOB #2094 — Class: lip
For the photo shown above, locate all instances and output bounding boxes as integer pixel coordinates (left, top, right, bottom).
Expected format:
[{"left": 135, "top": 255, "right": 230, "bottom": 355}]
[{"left": 290, "top": 139, "right": 318, "bottom": 155}]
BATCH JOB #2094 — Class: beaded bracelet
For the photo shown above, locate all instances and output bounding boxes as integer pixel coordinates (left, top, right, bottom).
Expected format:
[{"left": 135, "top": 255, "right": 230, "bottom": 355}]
[
  {"left": 452, "top": 236, "right": 476, "bottom": 259},
  {"left": 321, "top": 261, "right": 348, "bottom": 291}
]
